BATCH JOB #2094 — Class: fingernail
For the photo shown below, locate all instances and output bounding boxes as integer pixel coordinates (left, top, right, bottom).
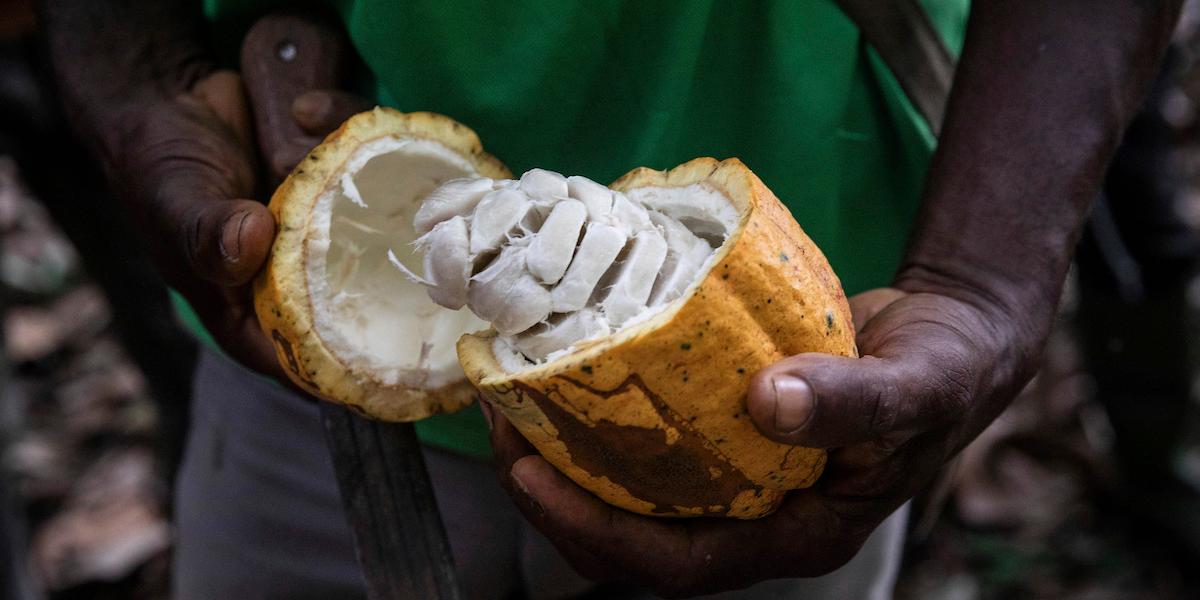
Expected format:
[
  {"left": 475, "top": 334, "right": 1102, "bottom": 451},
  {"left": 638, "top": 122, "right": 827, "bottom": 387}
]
[
  {"left": 511, "top": 460, "right": 545, "bottom": 517},
  {"left": 220, "top": 211, "right": 249, "bottom": 263},
  {"left": 293, "top": 92, "right": 330, "bottom": 120},
  {"left": 772, "top": 376, "right": 815, "bottom": 433},
  {"left": 478, "top": 397, "right": 495, "bottom": 431}
]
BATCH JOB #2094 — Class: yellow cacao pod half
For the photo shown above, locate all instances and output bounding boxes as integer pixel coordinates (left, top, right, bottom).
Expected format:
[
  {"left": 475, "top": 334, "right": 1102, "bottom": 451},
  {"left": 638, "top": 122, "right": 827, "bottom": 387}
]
[
  {"left": 254, "top": 108, "right": 509, "bottom": 421},
  {"left": 458, "top": 159, "right": 857, "bottom": 519}
]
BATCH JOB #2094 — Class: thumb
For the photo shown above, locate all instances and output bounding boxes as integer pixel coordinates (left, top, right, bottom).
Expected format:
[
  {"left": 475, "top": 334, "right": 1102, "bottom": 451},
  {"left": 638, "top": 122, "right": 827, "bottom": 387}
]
[
  {"left": 746, "top": 349, "right": 970, "bottom": 448},
  {"left": 175, "top": 197, "right": 275, "bottom": 286}
]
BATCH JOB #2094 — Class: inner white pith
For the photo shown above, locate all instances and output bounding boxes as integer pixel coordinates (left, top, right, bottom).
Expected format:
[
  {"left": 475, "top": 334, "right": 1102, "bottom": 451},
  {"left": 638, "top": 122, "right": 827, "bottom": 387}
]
[
  {"left": 393, "top": 168, "right": 739, "bottom": 369},
  {"left": 306, "top": 138, "right": 488, "bottom": 388}
]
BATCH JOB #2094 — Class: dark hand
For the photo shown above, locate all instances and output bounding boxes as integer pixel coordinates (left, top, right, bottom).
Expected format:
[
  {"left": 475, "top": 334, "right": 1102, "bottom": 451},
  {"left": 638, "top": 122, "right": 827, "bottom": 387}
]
[
  {"left": 111, "top": 72, "right": 364, "bottom": 374},
  {"left": 112, "top": 77, "right": 366, "bottom": 378},
  {"left": 485, "top": 285, "right": 1025, "bottom": 596},
  {"left": 122, "top": 74, "right": 367, "bottom": 378},
  {"left": 748, "top": 282, "right": 1028, "bottom": 480},
  {"left": 111, "top": 70, "right": 280, "bottom": 375},
  {"left": 40, "top": 2, "right": 370, "bottom": 380},
  {"left": 486, "top": 0, "right": 1182, "bottom": 595},
  {"left": 39, "top": 2, "right": 282, "bottom": 375}
]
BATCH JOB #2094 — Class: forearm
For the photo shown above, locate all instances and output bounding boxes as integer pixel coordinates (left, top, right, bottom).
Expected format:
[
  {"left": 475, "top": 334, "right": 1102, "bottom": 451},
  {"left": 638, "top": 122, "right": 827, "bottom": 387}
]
[
  {"left": 900, "top": 0, "right": 1181, "bottom": 324},
  {"left": 37, "top": 0, "right": 213, "bottom": 154},
  {"left": 895, "top": 0, "right": 1181, "bottom": 440}
]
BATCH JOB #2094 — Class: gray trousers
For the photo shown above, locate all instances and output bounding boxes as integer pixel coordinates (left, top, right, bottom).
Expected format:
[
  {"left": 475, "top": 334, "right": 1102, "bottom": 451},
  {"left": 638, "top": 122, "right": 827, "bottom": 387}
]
[{"left": 173, "top": 349, "right": 908, "bottom": 599}]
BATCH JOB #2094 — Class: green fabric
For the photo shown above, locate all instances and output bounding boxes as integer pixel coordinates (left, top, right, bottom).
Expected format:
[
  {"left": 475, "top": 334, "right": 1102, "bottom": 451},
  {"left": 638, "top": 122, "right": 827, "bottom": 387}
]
[
  {"left": 171, "top": 289, "right": 219, "bottom": 350},
  {"left": 196, "top": 0, "right": 968, "bottom": 460}
]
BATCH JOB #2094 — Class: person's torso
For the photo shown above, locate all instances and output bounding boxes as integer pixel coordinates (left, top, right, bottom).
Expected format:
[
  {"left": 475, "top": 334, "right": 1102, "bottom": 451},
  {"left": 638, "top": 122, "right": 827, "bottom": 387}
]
[
  {"left": 209, "top": 0, "right": 967, "bottom": 293},
  {"left": 202, "top": 0, "right": 968, "bottom": 458}
]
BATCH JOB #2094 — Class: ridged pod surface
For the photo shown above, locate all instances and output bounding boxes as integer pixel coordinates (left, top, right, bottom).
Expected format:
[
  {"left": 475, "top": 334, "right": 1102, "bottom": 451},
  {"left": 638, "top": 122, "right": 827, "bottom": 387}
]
[
  {"left": 458, "top": 158, "right": 857, "bottom": 519},
  {"left": 254, "top": 108, "right": 509, "bottom": 421}
]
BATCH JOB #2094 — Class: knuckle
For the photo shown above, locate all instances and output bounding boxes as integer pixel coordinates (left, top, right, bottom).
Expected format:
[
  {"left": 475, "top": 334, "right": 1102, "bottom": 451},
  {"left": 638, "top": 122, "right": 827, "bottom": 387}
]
[
  {"left": 148, "top": 180, "right": 227, "bottom": 279},
  {"left": 863, "top": 368, "right": 903, "bottom": 437},
  {"left": 171, "top": 201, "right": 236, "bottom": 281}
]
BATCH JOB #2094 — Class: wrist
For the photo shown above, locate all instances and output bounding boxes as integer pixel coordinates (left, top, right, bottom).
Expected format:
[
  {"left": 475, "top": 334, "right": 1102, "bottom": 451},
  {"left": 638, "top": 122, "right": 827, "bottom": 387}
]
[
  {"left": 893, "top": 260, "right": 1053, "bottom": 321},
  {"left": 893, "top": 259, "right": 1066, "bottom": 462},
  {"left": 897, "top": 256, "right": 1056, "bottom": 348}
]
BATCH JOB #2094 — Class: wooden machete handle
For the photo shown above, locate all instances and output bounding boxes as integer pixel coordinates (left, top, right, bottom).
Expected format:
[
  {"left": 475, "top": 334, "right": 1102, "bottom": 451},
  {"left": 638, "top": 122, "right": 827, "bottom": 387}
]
[
  {"left": 239, "top": 13, "right": 463, "bottom": 600},
  {"left": 240, "top": 11, "right": 349, "bottom": 187}
]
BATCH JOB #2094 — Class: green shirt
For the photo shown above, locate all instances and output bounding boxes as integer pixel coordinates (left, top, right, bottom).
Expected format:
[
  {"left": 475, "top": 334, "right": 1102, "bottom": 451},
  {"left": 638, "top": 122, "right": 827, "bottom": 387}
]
[{"left": 196, "top": 0, "right": 968, "bottom": 460}]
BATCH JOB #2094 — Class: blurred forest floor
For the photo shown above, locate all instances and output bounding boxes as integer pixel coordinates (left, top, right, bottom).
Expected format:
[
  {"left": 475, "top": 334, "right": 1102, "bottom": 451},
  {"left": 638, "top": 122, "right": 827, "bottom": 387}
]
[
  {"left": 1, "top": 157, "right": 172, "bottom": 599},
  {"left": 5, "top": 4, "right": 1200, "bottom": 600}
]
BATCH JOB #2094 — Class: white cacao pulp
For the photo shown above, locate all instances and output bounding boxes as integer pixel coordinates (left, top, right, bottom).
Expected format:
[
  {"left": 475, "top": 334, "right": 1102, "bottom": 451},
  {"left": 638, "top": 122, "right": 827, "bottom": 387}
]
[{"left": 394, "top": 169, "right": 739, "bottom": 366}]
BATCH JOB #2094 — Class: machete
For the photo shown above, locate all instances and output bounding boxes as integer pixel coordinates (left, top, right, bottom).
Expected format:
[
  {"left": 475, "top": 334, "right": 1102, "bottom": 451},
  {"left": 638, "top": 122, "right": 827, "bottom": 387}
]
[{"left": 240, "top": 12, "right": 462, "bottom": 599}]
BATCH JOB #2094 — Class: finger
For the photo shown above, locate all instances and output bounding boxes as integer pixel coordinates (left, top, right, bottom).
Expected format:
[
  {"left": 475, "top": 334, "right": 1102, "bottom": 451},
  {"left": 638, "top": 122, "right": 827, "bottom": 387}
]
[
  {"left": 192, "top": 70, "right": 255, "bottom": 150},
  {"left": 487, "top": 405, "right": 538, "bottom": 475},
  {"left": 847, "top": 288, "right": 907, "bottom": 332},
  {"left": 292, "top": 89, "right": 373, "bottom": 136},
  {"left": 216, "top": 286, "right": 286, "bottom": 379},
  {"left": 486, "top": 413, "right": 622, "bottom": 582},
  {"left": 174, "top": 280, "right": 287, "bottom": 382},
  {"left": 173, "top": 197, "right": 275, "bottom": 287},
  {"left": 507, "top": 461, "right": 622, "bottom": 583},
  {"left": 746, "top": 349, "right": 971, "bottom": 448},
  {"left": 269, "top": 135, "right": 325, "bottom": 181},
  {"left": 506, "top": 453, "right": 698, "bottom": 588},
  {"left": 487, "top": 412, "right": 700, "bottom": 586},
  {"left": 490, "top": 415, "right": 855, "bottom": 595},
  {"left": 507, "top": 454, "right": 805, "bottom": 596}
]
